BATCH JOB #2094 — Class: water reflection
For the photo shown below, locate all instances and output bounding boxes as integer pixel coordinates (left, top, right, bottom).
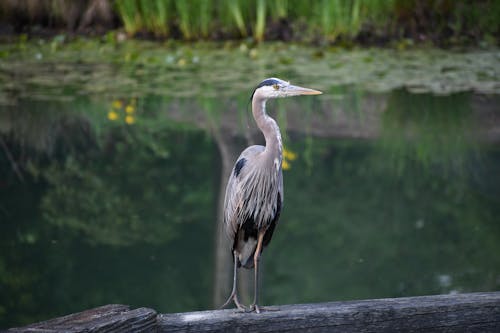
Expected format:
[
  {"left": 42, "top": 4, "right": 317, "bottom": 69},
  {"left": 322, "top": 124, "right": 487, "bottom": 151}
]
[
  {"left": 379, "top": 90, "right": 476, "bottom": 176},
  {"left": 1, "top": 89, "right": 500, "bottom": 328}
]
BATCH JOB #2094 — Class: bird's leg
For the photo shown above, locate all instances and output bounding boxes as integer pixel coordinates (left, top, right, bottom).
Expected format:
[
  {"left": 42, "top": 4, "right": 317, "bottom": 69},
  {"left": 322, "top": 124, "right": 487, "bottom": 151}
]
[
  {"left": 249, "top": 230, "right": 266, "bottom": 313},
  {"left": 220, "top": 251, "right": 246, "bottom": 311}
]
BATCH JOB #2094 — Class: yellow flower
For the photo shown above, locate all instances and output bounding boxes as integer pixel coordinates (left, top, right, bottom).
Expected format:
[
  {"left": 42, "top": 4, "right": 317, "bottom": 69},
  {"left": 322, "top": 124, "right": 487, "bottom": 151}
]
[
  {"left": 177, "top": 58, "right": 187, "bottom": 67},
  {"left": 112, "top": 100, "right": 123, "bottom": 109},
  {"left": 125, "top": 115, "right": 135, "bottom": 124},
  {"left": 249, "top": 48, "right": 258, "bottom": 59},
  {"left": 282, "top": 159, "right": 291, "bottom": 171},
  {"left": 282, "top": 147, "right": 297, "bottom": 171},
  {"left": 108, "top": 111, "right": 119, "bottom": 121},
  {"left": 283, "top": 148, "right": 297, "bottom": 161},
  {"left": 125, "top": 105, "right": 135, "bottom": 114}
]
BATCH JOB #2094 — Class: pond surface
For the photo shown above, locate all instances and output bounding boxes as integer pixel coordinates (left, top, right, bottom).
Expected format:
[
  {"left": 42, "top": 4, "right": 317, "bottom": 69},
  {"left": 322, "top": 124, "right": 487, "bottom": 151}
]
[{"left": 0, "top": 39, "right": 499, "bottom": 328}]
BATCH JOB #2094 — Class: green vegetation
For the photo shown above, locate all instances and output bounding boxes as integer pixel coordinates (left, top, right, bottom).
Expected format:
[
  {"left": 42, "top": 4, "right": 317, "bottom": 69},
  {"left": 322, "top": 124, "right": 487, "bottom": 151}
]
[
  {"left": 0, "top": 21, "right": 499, "bottom": 329},
  {"left": 265, "top": 134, "right": 500, "bottom": 304},
  {"left": 0, "top": 40, "right": 498, "bottom": 106},
  {"left": 0, "top": 96, "right": 216, "bottom": 326},
  {"left": 1, "top": 90, "right": 499, "bottom": 327},
  {"left": 379, "top": 91, "right": 476, "bottom": 177},
  {"left": 0, "top": 0, "right": 499, "bottom": 44}
]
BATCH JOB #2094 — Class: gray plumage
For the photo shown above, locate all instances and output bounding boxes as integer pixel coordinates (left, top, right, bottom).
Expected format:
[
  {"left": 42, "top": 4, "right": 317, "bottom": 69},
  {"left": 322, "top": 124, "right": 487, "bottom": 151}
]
[
  {"left": 220, "top": 77, "right": 321, "bottom": 313},
  {"left": 224, "top": 144, "right": 283, "bottom": 268}
]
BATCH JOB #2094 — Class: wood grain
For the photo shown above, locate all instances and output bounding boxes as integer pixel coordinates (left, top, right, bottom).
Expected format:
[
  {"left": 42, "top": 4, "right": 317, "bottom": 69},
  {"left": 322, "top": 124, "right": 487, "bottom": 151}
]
[
  {"left": 8, "top": 304, "right": 157, "bottom": 333},
  {"left": 8, "top": 292, "right": 500, "bottom": 332},
  {"left": 158, "top": 292, "right": 500, "bottom": 333}
]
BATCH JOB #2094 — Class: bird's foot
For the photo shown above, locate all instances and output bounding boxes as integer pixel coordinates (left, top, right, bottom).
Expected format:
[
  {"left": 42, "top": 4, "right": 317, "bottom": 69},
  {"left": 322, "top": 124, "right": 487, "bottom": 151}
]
[
  {"left": 247, "top": 303, "right": 261, "bottom": 313},
  {"left": 233, "top": 297, "right": 247, "bottom": 311},
  {"left": 220, "top": 294, "right": 247, "bottom": 312}
]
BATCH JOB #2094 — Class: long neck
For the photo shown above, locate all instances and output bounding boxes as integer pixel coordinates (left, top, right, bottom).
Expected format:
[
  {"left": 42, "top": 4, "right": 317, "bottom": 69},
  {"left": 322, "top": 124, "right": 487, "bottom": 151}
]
[{"left": 252, "top": 96, "right": 283, "bottom": 158}]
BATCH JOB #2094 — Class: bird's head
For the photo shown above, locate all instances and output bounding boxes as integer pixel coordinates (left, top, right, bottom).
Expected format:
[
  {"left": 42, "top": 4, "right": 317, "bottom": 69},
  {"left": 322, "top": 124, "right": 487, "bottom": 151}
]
[{"left": 251, "top": 78, "right": 322, "bottom": 100}]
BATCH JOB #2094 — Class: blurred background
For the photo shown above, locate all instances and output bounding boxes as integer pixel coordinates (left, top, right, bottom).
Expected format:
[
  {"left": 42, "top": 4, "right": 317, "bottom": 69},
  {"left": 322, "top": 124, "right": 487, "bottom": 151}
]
[{"left": 0, "top": 0, "right": 499, "bottom": 329}]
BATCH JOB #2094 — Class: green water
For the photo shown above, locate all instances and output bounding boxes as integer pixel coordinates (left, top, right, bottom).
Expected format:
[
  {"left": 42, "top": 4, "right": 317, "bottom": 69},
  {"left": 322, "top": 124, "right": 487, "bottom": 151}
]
[{"left": 0, "top": 39, "right": 499, "bottom": 328}]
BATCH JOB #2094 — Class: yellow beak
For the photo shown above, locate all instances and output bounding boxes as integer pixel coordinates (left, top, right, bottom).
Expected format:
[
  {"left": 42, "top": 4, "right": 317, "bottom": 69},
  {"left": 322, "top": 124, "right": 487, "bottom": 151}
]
[{"left": 285, "top": 84, "right": 323, "bottom": 96}]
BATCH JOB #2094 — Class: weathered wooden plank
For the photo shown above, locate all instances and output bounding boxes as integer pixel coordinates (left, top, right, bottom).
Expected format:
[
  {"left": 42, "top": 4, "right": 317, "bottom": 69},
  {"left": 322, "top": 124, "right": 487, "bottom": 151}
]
[
  {"left": 8, "top": 304, "right": 157, "bottom": 333},
  {"left": 158, "top": 292, "right": 500, "bottom": 333},
  {"left": 8, "top": 292, "right": 500, "bottom": 333}
]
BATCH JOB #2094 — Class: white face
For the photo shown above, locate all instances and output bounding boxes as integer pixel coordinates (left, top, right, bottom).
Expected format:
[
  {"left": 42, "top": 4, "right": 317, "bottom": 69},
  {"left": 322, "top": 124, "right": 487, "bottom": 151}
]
[{"left": 257, "top": 82, "right": 289, "bottom": 99}]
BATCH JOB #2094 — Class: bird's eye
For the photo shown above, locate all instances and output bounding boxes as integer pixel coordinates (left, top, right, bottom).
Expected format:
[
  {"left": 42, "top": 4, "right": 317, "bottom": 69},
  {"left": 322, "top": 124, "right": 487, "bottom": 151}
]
[{"left": 272, "top": 84, "right": 279, "bottom": 90}]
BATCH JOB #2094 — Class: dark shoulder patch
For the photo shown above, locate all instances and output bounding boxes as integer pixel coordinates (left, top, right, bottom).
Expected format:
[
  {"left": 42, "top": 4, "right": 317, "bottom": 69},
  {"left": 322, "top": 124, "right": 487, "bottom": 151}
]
[{"left": 234, "top": 158, "right": 246, "bottom": 177}]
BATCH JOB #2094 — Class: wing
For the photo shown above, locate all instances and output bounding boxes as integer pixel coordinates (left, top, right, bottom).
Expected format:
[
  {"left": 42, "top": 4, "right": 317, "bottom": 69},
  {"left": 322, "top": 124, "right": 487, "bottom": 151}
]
[
  {"left": 263, "top": 170, "right": 283, "bottom": 247},
  {"left": 223, "top": 145, "right": 265, "bottom": 243}
]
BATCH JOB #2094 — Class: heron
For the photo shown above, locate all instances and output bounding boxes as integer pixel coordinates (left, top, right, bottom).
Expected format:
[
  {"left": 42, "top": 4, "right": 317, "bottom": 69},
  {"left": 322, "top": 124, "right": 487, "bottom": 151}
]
[{"left": 221, "top": 78, "right": 322, "bottom": 313}]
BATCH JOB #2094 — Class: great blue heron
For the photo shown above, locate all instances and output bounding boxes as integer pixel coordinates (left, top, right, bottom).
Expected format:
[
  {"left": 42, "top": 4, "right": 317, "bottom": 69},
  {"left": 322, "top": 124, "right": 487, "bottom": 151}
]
[{"left": 221, "top": 78, "right": 322, "bottom": 313}]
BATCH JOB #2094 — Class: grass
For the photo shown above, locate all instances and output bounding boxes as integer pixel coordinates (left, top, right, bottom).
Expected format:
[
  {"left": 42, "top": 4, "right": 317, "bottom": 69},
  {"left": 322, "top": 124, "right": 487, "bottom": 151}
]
[
  {"left": 140, "top": 0, "right": 170, "bottom": 36},
  {"left": 2, "top": 0, "right": 499, "bottom": 44},
  {"left": 226, "top": 0, "right": 250, "bottom": 37},
  {"left": 254, "top": 0, "right": 266, "bottom": 42},
  {"left": 115, "top": 0, "right": 143, "bottom": 35}
]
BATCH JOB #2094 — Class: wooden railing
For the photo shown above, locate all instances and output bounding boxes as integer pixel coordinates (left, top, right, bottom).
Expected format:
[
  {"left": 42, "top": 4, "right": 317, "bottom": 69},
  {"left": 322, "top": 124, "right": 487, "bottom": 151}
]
[{"left": 8, "top": 292, "right": 500, "bottom": 332}]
